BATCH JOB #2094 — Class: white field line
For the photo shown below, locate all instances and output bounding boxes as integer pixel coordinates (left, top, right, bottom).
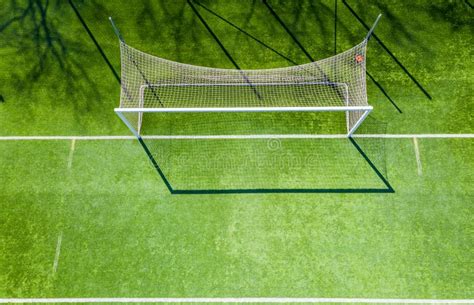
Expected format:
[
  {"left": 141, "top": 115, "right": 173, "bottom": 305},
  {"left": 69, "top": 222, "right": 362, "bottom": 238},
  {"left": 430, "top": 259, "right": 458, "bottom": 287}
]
[
  {"left": 67, "top": 139, "right": 76, "bottom": 169},
  {"left": 52, "top": 233, "right": 62, "bottom": 274},
  {"left": 354, "top": 134, "right": 474, "bottom": 138},
  {"left": 0, "top": 135, "right": 135, "bottom": 141},
  {"left": 413, "top": 137, "right": 423, "bottom": 176},
  {"left": 0, "top": 134, "right": 472, "bottom": 141},
  {"left": 0, "top": 297, "right": 473, "bottom": 304}
]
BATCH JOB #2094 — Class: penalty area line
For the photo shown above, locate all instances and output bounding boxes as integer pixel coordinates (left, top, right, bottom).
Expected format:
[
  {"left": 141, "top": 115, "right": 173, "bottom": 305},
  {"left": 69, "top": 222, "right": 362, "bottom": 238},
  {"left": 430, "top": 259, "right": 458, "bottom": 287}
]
[
  {"left": 67, "top": 139, "right": 76, "bottom": 169},
  {"left": 0, "top": 297, "right": 473, "bottom": 304},
  {"left": 413, "top": 137, "right": 423, "bottom": 176},
  {"left": 52, "top": 233, "right": 62, "bottom": 274}
]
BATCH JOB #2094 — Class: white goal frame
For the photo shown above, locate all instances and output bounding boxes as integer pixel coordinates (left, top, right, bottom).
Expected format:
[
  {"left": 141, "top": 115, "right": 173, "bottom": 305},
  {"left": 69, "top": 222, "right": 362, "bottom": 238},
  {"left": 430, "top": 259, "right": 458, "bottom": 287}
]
[{"left": 115, "top": 106, "right": 372, "bottom": 138}]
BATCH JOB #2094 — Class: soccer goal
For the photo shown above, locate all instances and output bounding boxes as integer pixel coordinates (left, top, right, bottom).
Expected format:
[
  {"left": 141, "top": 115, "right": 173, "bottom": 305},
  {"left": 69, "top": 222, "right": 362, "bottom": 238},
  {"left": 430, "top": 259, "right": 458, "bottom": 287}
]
[{"left": 111, "top": 15, "right": 381, "bottom": 139}]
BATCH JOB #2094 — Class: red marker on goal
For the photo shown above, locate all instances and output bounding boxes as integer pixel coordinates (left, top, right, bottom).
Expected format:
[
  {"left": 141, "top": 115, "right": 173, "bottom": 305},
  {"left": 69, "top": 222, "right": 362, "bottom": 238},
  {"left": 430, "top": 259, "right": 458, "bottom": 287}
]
[{"left": 355, "top": 54, "right": 364, "bottom": 63}]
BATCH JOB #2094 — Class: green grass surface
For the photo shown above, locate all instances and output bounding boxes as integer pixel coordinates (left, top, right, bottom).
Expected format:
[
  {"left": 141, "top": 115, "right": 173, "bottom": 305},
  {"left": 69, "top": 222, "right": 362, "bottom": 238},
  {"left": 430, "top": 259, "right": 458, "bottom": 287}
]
[{"left": 0, "top": 0, "right": 473, "bottom": 301}]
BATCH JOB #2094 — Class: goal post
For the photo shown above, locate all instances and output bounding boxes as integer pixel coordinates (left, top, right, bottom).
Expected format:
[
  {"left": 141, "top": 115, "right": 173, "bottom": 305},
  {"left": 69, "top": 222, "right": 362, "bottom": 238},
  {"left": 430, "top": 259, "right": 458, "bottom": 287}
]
[{"left": 110, "top": 15, "right": 381, "bottom": 139}]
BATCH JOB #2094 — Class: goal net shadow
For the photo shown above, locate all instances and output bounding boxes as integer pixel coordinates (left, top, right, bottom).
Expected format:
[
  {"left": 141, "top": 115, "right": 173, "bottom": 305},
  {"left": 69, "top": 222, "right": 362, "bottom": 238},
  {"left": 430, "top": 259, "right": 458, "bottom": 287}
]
[{"left": 138, "top": 113, "right": 393, "bottom": 194}]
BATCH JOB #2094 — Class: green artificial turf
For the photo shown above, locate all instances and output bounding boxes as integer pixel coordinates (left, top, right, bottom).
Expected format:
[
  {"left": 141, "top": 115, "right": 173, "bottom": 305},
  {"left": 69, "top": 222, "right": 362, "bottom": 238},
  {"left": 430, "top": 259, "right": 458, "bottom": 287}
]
[{"left": 0, "top": 0, "right": 473, "bottom": 301}]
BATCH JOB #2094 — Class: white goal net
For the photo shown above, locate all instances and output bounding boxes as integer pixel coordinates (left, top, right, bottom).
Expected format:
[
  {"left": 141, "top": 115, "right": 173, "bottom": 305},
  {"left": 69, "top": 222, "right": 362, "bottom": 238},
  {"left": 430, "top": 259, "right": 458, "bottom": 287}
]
[{"left": 112, "top": 15, "right": 381, "bottom": 138}]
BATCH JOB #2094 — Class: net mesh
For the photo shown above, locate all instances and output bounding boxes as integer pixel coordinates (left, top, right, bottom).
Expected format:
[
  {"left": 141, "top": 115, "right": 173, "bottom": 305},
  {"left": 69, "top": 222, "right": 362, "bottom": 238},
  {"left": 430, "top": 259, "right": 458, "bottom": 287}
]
[
  {"left": 118, "top": 39, "right": 370, "bottom": 134},
  {"left": 145, "top": 137, "right": 387, "bottom": 190}
]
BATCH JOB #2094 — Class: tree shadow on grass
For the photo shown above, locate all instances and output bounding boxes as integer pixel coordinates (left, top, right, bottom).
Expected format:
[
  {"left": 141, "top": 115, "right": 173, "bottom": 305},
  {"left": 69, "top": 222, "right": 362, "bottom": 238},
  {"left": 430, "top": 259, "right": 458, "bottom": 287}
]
[
  {"left": 370, "top": 0, "right": 473, "bottom": 34},
  {"left": 133, "top": 0, "right": 209, "bottom": 65},
  {"left": 1, "top": 0, "right": 101, "bottom": 115},
  {"left": 341, "top": 0, "right": 432, "bottom": 54},
  {"left": 265, "top": 0, "right": 339, "bottom": 56},
  {"left": 193, "top": 0, "right": 299, "bottom": 65},
  {"left": 426, "top": 1, "right": 473, "bottom": 30}
]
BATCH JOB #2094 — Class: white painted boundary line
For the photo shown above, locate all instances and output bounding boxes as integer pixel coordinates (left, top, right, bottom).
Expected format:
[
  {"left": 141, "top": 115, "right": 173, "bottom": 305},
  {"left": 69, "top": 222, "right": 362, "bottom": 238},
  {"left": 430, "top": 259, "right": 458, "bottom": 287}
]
[
  {"left": 0, "top": 135, "right": 135, "bottom": 141},
  {"left": 413, "top": 137, "right": 423, "bottom": 176},
  {"left": 0, "top": 134, "right": 473, "bottom": 141},
  {"left": 354, "top": 134, "right": 474, "bottom": 139},
  {"left": 0, "top": 298, "right": 473, "bottom": 304},
  {"left": 52, "top": 233, "right": 62, "bottom": 274}
]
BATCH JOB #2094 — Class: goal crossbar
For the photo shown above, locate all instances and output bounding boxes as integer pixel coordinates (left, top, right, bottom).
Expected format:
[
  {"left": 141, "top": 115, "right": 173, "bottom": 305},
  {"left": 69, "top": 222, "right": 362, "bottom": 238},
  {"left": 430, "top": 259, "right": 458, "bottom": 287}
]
[
  {"left": 115, "top": 106, "right": 372, "bottom": 113},
  {"left": 115, "top": 106, "right": 372, "bottom": 138}
]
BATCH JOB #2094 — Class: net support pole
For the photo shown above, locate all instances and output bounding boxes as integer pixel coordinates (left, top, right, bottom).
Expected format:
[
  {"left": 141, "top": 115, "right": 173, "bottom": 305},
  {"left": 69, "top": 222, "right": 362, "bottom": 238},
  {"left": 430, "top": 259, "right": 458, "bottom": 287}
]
[
  {"left": 365, "top": 14, "right": 382, "bottom": 41},
  {"left": 109, "top": 17, "right": 125, "bottom": 42},
  {"left": 347, "top": 109, "right": 372, "bottom": 137}
]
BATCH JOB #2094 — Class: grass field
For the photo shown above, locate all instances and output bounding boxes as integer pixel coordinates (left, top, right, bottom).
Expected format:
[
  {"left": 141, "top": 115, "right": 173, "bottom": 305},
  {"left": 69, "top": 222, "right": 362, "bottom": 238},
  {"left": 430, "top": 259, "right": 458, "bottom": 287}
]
[{"left": 0, "top": 0, "right": 473, "bottom": 303}]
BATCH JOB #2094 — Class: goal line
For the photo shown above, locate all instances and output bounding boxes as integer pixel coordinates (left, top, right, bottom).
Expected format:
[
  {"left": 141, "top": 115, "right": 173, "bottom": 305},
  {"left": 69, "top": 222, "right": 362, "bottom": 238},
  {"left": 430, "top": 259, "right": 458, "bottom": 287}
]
[{"left": 0, "top": 134, "right": 472, "bottom": 141}]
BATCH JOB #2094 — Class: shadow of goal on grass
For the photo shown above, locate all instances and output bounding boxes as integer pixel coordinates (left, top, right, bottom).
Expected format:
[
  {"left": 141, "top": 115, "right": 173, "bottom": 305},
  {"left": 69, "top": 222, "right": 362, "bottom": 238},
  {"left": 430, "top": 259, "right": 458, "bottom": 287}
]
[{"left": 137, "top": 134, "right": 394, "bottom": 195}]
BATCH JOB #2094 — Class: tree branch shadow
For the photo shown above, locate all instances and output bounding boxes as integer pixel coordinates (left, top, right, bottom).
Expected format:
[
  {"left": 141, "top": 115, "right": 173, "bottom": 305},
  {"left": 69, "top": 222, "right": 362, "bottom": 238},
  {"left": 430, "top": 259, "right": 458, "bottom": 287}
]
[
  {"left": 426, "top": 1, "right": 473, "bottom": 30},
  {"left": 1, "top": 0, "right": 101, "bottom": 115}
]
